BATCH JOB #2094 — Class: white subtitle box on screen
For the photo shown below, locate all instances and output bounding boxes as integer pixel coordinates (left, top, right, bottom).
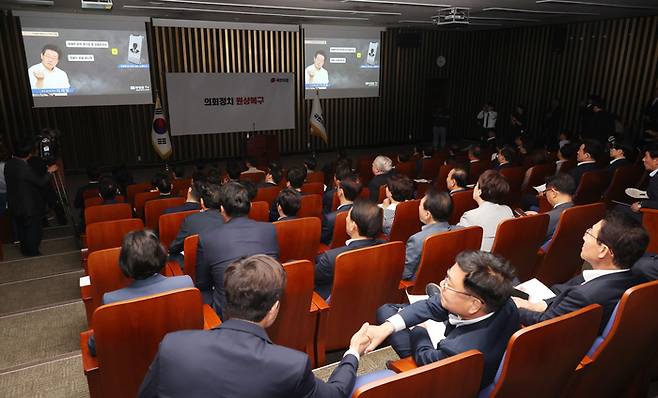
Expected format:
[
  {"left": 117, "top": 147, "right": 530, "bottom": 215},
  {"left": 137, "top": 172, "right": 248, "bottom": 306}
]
[
  {"left": 305, "top": 39, "right": 327, "bottom": 45},
  {"left": 330, "top": 47, "right": 356, "bottom": 53},
  {"left": 68, "top": 54, "right": 95, "bottom": 62},
  {"left": 22, "top": 31, "right": 59, "bottom": 37},
  {"left": 330, "top": 58, "right": 346, "bottom": 64},
  {"left": 66, "top": 40, "right": 109, "bottom": 48}
]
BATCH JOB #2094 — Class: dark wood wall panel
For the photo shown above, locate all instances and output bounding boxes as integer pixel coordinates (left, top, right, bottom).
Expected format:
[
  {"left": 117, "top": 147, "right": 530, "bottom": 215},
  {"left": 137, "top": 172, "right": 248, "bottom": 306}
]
[{"left": 0, "top": 10, "right": 656, "bottom": 171}]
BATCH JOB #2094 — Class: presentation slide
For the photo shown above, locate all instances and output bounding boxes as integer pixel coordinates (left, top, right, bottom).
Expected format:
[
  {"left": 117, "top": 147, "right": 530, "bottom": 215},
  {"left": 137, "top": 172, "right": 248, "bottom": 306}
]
[
  {"left": 17, "top": 12, "right": 152, "bottom": 108},
  {"left": 303, "top": 25, "right": 384, "bottom": 99}
]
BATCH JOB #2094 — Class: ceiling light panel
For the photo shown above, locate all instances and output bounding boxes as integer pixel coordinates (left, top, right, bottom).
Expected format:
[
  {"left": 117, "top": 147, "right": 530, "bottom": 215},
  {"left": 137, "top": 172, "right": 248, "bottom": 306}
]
[
  {"left": 123, "top": 5, "right": 370, "bottom": 20},
  {"left": 156, "top": 0, "right": 401, "bottom": 15}
]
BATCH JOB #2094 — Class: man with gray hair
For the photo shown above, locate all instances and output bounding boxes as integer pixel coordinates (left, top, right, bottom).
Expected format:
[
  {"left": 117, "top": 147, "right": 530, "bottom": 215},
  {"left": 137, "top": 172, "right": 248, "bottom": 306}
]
[{"left": 368, "top": 155, "right": 394, "bottom": 203}]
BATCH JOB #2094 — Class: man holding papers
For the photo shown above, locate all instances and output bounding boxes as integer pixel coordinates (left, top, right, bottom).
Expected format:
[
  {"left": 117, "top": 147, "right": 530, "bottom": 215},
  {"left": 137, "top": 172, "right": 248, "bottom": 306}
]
[
  {"left": 513, "top": 211, "right": 648, "bottom": 333},
  {"left": 630, "top": 146, "right": 658, "bottom": 213},
  {"left": 366, "top": 251, "right": 519, "bottom": 389}
]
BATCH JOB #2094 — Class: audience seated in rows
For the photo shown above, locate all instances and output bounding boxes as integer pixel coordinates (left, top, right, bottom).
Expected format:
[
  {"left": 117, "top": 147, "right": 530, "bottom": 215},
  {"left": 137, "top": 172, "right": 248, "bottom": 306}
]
[
  {"left": 138, "top": 255, "right": 370, "bottom": 398},
  {"left": 526, "top": 173, "right": 575, "bottom": 242},
  {"left": 88, "top": 230, "right": 193, "bottom": 356},
  {"left": 380, "top": 174, "right": 414, "bottom": 236},
  {"left": 513, "top": 210, "right": 649, "bottom": 333},
  {"left": 167, "top": 182, "right": 223, "bottom": 268},
  {"left": 273, "top": 188, "right": 301, "bottom": 221},
  {"left": 458, "top": 170, "right": 513, "bottom": 251},
  {"left": 446, "top": 168, "right": 468, "bottom": 195},
  {"left": 196, "top": 182, "right": 278, "bottom": 317},
  {"left": 368, "top": 155, "right": 394, "bottom": 203},
  {"left": 402, "top": 188, "right": 455, "bottom": 281},
  {"left": 321, "top": 174, "right": 360, "bottom": 245},
  {"left": 368, "top": 250, "right": 519, "bottom": 389},
  {"left": 163, "top": 173, "right": 204, "bottom": 214},
  {"left": 315, "top": 199, "right": 383, "bottom": 300}
]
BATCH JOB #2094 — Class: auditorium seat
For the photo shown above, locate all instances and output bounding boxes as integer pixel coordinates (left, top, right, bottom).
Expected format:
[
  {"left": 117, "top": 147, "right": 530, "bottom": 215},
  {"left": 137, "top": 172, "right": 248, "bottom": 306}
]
[
  {"left": 240, "top": 171, "right": 266, "bottom": 184},
  {"left": 603, "top": 164, "right": 643, "bottom": 207},
  {"left": 254, "top": 186, "right": 281, "bottom": 206},
  {"left": 533, "top": 203, "right": 606, "bottom": 286},
  {"left": 306, "top": 170, "right": 325, "bottom": 184},
  {"left": 248, "top": 201, "right": 269, "bottom": 222},
  {"left": 301, "top": 182, "right": 325, "bottom": 196},
  {"left": 388, "top": 199, "right": 422, "bottom": 243},
  {"left": 467, "top": 161, "right": 487, "bottom": 185},
  {"left": 418, "top": 157, "right": 443, "bottom": 181},
  {"left": 449, "top": 189, "right": 477, "bottom": 225},
  {"left": 318, "top": 211, "right": 349, "bottom": 254},
  {"left": 434, "top": 164, "right": 455, "bottom": 192},
  {"left": 521, "top": 163, "right": 555, "bottom": 196},
  {"left": 353, "top": 350, "right": 484, "bottom": 398},
  {"left": 400, "top": 226, "right": 483, "bottom": 295},
  {"left": 490, "top": 214, "right": 549, "bottom": 281},
  {"left": 357, "top": 156, "right": 375, "bottom": 186},
  {"left": 84, "top": 195, "right": 125, "bottom": 208},
  {"left": 83, "top": 188, "right": 100, "bottom": 200},
  {"left": 144, "top": 197, "right": 186, "bottom": 230},
  {"left": 133, "top": 191, "right": 160, "bottom": 218},
  {"left": 641, "top": 208, "right": 658, "bottom": 253},
  {"left": 395, "top": 161, "right": 416, "bottom": 179},
  {"left": 81, "top": 218, "right": 144, "bottom": 271},
  {"left": 158, "top": 209, "right": 199, "bottom": 250},
  {"left": 273, "top": 217, "right": 321, "bottom": 263},
  {"left": 126, "top": 182, "right": 152, "bottom": 206},
  {"left": 171, "top": 178, "right": 192, "bottom": 196},
  {"left": 499, "top": 166, "right": 526, "bottom": 208},
  {"left": 565, "top": 280, "right": 658, "bottom": 398},
  {"left": 377, "top": 185, "right": 387, "bottom": 204},
  {"left": 80, "top": 288, "right": 206, "bottom": 398},
  {"left": 298, "top": 194, "right": 323, "bottom": 219},
  {"left": 84, "top": 203, "right": 132, "bottom": 225},
  {"left": 183, "top": 234, "right": 199, "bottom": 283},
  {"left": 313, "top": 242, "right": 404, "bottom": 364},
  {"left": 479, "top": 304, "right": 602, "bottom": 398},
  {"left": 572, "top": 170, "right": 611, "bottom": 205},
  {"left": 266, "top": 260, "right": 322, "bottom": 367}
]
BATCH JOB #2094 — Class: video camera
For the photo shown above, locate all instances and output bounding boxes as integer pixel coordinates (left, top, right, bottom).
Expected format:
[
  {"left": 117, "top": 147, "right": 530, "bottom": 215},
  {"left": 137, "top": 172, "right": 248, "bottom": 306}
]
[{"left": 36, "top": 128, "right": 60, "bottom": 165}]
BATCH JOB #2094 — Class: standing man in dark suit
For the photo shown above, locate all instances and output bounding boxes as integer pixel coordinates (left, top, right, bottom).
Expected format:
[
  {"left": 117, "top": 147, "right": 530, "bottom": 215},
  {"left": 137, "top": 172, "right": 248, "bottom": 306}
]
[
  {"left": 631, "top": 145, "right": 658, "bottom": 213},
  {"left": 513, "top": 211, "right": 648, "bottom": 333},
  {"left": 315, "top": 200, "right": 383, "bottom": 299},
  {"left": 607, "top": 142, "right": 631, "bottom": 174},
  {"left": 321, "top": 175, "right": 360, "bottom": 245},
  {"left": 196, "top": 182, "right": 279, "bottom": 316},
  {"left": 366, "top": 251, "right": 519, "bottom": 389},
  {"left": 139, "top": 255, "right": 371, "bottom": 398},
  {"left": 569, "top": 139, "right": 602, "bottom": 187},
  {"left": 168, "top": 182, "right": 224, "bottom": 263},
  {"left": 4, "top": 137, "right": 57, "bottom": 256},
  {"left": 367, "top": 155, "right": 394, "bottom": 203}
]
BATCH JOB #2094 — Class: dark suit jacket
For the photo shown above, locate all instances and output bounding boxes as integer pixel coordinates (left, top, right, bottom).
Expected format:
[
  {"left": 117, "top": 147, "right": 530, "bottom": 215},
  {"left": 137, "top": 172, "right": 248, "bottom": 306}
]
[
  {"left": 314, "top": 238, "right": 381, "bottom": 299},
  {"left": 545, "top": 202, "right": 573, "bottom": 240},
  {"left": 320, "top": 203, "right": 352, "bottom": 245},
  {"left": 4, "top": 157, "right": 51, "bottom": 218},
  {"left": 519, "top": 270, "right": 641, "bottom": 334},
  {"left": 398, "top": 297, "right": 519, "bottom": 389},
  {"left": 196, "top": 216, "right": 279, "bottom": 311},
  {"left": 568, "top": 162, "right": 599, "bottom": 187},
  {"left": 163, "top": 201, "right": 201, "bottom": 215},
  {"left": 138, "top": 319, "right": 359, "bottom": 398},
  {"left": 632, "top": 253, "right": 658, "bottom": 281},
  {"left": 607, "top": 158, "right": 629, "bottom": 174},
  {"left": 367, "top": 171, "right": 393, "bottom": 202},
  {"left": 168, "top": 210, "right": 224, "bottom": 255},
  {"left": 641, "top": 173, "right": 658, "bottom": 210},
  {"left": 256, "top": 181, "right": 278, "bottom": 189},
  {"left": 494, "top": 162, "right": 513, "bottom": 171},
  {"left": 402, "top": 222, "right": 453, "bottom": 280},
  {"left": 322, "top": 188, "right": 335, "bottom": 215}
]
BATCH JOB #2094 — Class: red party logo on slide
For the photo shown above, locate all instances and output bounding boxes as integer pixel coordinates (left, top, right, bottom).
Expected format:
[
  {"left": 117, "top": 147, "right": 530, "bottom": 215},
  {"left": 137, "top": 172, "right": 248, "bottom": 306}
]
[{"left": 153, "top": 117, "right": 167, "bottom": 135}]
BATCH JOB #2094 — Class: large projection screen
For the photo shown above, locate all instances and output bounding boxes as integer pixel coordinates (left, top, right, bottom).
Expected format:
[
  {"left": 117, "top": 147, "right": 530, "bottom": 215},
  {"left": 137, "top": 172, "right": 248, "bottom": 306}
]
[
  {"left": 17, "top": 12, "right": 152, "bottom": 108},
  {"left": 303, "top": 25, "right": 384, "bottom": 99}
]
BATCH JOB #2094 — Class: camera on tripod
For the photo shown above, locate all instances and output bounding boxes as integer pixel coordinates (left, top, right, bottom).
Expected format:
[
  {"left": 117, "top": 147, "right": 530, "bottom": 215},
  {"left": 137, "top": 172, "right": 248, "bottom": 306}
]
[{"left": 36, "top": 128, "right": 60, "bottom": 165}]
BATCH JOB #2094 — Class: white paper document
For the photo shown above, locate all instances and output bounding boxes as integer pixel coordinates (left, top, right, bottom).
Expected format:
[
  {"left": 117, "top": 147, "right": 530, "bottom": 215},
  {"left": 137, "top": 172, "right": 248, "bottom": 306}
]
[
  {"left": 515, "top": 278, "right": 556, "bottom": 302},
  {"left": 79, "top": 275, "right": 91, "bottom": 287},
  {"left": 534, "top": 184, "right": 547, "bottom": 193}
]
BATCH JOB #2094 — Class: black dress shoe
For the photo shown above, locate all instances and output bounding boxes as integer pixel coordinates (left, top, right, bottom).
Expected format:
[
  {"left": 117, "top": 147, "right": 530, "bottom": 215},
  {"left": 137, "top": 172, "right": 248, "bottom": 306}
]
[{"left": 425, "top": 282, "right": 441, "bottom": 297}]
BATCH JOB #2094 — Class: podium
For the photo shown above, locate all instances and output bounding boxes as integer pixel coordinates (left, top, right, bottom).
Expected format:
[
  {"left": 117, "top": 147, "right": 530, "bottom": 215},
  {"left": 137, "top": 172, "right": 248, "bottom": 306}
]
[{"left": 245, "top": 134, "right": 279, "bottom": 166}]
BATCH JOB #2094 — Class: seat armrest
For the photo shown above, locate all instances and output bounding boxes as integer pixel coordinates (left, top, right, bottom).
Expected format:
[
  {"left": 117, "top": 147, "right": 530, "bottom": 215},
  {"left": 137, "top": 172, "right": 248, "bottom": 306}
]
[
  {"left": 398, "top": 280, "right": 414, "bottom": 290},
  {"left": 311, "top": 292, "right": 329, "bottom": 311},
  {"left": 80, "top": 330, "right": 99, "bottom": 373},
  {"left": 202, "top": 304, "right": 221, "bottom": 329},
  {"left": 387, "top": 356, "right": 418, "bottom": 373},
  {"left": 312, "top": 292, "right": 330, "bottom": 367}
]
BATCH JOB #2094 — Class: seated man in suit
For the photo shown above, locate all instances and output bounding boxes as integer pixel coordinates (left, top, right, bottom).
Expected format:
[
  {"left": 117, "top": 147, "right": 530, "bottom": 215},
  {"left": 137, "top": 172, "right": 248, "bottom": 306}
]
[
  {"left": 321, "top": 174, "right": 360, "bottom": 245},
  {"left": 97, "top": 177, "right": 119, "bottom": 205},
  {"left": 402, "top": 188, "right": 454, "bottom": 280},
  {"left": 366, "top": 250, "right": 519, "bottom": 389},
  {"left": 240, "top": 158, "right": 262, "bottom": 175},
  {"left": 493, "top": 146, "right": 514, "bottom": 170},
  {"left": 322, "top": 160, "right": 352, "bottom": 215},
  {"left": 458, "top": 170, "right": 513, "bottom": 251},
  {"left": 607, "top": 142, "right": 631, "bottom": 173},
  {"left": 446, "top": 167, "right": 468, "bottom": 195},
  {"left": 273, "top": 188, "right": 301, "bottom": 221},
  {"left": 555, "top": 142, "right": 577, "bottom": 175},
  {"left": 74, "top": 165, "right": 101, "bottom": 209},
  {"left": 315, "top": 199, "right": 383, "bottom": 299},
  {"left": 269, "top": 166, "right": 307, "bottom": 221},
  {"left": 257, "top": 162, "right": 282, "bottom": 188},
  {"left": 569, "top": 139, "right": 602, "bottom": 187},
  {"left": 139, "top": 255, "right": 370, "bottom": 398},
  {"left": 525, "top": 173, "right": 575, "bottom": 241},
  {"left": 630, "top": 145, "right": 658, "bottom": 213},
  {"left": 163, "top": 174, "right": 204, "bottom": 214},
  {"left": 380, "top": 174, "right": 414, "bottom": 236},
  {"left": 168, "top": 182, "right": 224, "bottom": 263},
  {"left": 146, "top": 171, "right": 174, "bottom": 205},
  {"left": 368, "top": 155, "right": 394, "bottom": 203},
  {"left": 197, "top": 182, "right": 279, "bottom": 316},
  {"left": 89, "top": 229, "right": 193, "bottom": 356},
  {"left": 513, "top": 211, "right": 648, "bottom": 333}
]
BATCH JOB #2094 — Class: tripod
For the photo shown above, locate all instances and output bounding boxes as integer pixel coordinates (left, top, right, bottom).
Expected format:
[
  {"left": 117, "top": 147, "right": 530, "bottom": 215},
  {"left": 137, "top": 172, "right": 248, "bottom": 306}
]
[{"left": 49, "top": 164, "right": 78, "bottom": 236}]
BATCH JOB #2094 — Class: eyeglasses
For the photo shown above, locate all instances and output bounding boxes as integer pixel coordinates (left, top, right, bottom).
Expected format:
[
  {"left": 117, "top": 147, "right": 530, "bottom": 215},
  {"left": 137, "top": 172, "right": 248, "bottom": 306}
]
[
  {"left": 584, "top": 227, "right": 611, "bottom": 250},
  {"left": 439, "top": 277, "right": 483, "bottom": 303}
]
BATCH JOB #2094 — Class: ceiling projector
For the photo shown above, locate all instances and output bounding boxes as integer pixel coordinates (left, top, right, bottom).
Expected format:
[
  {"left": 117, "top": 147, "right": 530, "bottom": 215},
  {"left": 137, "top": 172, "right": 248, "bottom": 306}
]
[{"left": 432, "top": 7, "right": 469, "bottom": 26}]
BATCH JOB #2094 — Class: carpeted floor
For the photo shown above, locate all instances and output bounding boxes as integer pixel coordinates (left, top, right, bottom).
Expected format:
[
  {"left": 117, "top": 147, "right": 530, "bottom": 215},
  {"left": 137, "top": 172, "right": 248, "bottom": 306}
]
[
  {"left": 0, "top": 355, "right": 88, "bottom": 398},
  {"left": 313, "top": 346, "right": 399, "bottom": 382},
  {"left": 0, "top": 270, "right": 85, "bottom": 316},
  {"left": 0, "top": 252, "right": 81, "bottom": 284}
]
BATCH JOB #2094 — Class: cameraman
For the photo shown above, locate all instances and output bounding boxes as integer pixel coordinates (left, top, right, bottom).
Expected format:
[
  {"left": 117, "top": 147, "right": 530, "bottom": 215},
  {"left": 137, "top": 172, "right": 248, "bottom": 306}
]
[{"left": 5, "top": 136, "right": 58, "bottom": 256}]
